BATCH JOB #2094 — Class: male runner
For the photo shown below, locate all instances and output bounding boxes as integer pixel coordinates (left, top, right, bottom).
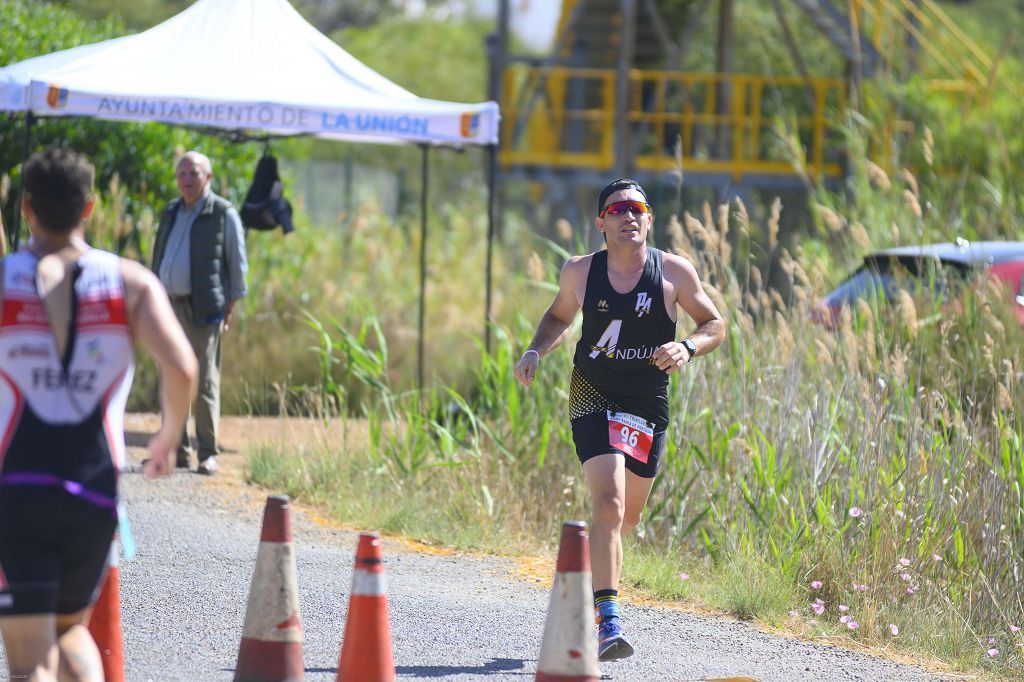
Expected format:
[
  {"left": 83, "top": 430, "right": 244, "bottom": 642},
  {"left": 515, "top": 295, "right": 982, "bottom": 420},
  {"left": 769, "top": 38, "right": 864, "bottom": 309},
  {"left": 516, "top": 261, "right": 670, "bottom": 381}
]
[
  {"left": 0, "top": 147, "right": 197, "bottom": 681},
  {"left": 514, "top": 178, "right": 725, "bottom": 661}
]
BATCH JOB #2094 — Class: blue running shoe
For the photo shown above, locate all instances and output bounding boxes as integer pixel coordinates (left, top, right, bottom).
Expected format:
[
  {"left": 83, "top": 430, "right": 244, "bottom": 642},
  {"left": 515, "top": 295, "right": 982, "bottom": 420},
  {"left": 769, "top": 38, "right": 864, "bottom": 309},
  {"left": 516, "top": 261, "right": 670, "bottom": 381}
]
[{"left": 597, "top": 617, "right": 634, "bottom": 661}]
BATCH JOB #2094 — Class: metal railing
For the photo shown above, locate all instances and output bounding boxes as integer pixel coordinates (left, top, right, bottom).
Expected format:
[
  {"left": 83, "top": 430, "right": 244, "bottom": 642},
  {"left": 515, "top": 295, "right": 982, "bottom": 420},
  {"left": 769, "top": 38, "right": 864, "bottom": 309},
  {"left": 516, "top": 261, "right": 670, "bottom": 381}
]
[
  {"left": 500, "top": 65, "right": 846, "bottom": 180},
  {"left": 851, "top": 0, "right": 993, "bottom": 97},
  {"left": 499, "top": 1, "right": 994, "bottom": 179}
]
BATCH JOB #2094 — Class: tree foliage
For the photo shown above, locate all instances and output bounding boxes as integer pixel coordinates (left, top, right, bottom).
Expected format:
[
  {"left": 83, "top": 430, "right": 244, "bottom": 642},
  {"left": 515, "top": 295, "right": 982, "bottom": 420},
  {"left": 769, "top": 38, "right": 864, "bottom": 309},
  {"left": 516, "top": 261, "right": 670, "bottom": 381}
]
[
  {"left": 333, "top": 14, "right": 490, "bottom": 103},
  {"left": 0, "top": 0, "right": 259, "bottom": 236},
  {"left": 55, "top": 0, "right": 432, "bottom": 33}
]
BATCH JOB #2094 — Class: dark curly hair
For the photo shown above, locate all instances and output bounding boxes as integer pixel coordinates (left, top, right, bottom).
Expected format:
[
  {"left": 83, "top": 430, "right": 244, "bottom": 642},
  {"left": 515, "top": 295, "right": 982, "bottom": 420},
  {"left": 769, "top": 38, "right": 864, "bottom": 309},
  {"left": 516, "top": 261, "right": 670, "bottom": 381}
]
[{"left": 23, "top": 146, "right": 95, "bottom": 233}]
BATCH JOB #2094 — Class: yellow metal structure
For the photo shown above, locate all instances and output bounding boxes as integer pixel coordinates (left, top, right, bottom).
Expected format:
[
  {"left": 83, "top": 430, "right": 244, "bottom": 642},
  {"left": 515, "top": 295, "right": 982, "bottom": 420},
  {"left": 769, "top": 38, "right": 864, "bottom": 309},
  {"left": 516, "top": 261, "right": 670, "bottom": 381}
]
[
  {"left": 501, "top": 66, "right": 845, "bottom": 181},
  {"left": 499, "top": 0, "right": 993, "bottom": 181},
  {"left": 852, "top": 0, "right": 993, "bottom": 98}
]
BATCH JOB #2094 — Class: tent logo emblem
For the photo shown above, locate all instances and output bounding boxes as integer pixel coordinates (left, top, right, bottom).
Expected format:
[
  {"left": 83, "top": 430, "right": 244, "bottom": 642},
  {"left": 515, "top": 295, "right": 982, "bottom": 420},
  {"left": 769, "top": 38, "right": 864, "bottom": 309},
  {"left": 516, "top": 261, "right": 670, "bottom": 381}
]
[
  {"left": 46, "top": 85, "right": 68, "bottom": 109},
  {"left": 460, "top": 112, "right": 479, "bottom": 138}
]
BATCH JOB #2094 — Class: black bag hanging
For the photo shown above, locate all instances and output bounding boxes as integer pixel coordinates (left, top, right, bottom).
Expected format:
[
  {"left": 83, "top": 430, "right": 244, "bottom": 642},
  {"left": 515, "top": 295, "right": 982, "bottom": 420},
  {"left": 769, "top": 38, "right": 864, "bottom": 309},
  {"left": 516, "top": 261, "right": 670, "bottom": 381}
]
[{"left": 240, "top": 154, "right": 294, "bottom": 234}]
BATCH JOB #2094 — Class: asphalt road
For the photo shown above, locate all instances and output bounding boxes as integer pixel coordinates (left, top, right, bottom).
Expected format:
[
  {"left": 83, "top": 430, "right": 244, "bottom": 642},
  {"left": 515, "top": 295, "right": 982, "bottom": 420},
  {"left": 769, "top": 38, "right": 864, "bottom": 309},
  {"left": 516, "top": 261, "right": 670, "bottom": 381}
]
[{"left": 2, "top": 461, "right": 954, "bottom": 681}]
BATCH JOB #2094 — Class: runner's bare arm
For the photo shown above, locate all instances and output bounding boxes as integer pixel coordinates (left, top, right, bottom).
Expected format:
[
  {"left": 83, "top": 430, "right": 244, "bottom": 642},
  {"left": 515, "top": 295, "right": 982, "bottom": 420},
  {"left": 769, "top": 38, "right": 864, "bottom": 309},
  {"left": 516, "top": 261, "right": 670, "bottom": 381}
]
[
  {"left": 121, "top": 259, "right": 199, "bottom": 479},
  {"left": 652, "top": 254, "right": 726, "bottom": 373},
  {"left": 514, "top": 256, "right": 589, "bottom": 387}
]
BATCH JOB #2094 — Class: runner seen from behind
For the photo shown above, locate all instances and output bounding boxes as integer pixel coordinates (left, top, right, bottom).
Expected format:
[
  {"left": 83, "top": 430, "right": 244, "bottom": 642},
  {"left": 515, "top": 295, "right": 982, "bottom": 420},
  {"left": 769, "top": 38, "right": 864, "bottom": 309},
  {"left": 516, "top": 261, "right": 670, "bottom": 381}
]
[{"left": 0, "top": 147, "right": 197, "bottom": 681}]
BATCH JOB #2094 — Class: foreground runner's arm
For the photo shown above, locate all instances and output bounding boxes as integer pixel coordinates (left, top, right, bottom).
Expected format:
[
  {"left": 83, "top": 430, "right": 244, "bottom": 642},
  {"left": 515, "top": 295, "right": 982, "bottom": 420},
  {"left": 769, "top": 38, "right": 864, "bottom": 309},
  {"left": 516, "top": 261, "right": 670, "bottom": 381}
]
[
  {"left": 652, "top": 253, "right": 726, "bottom": 373},
  {"left": 514, "top": 256, "right": 588, "bottom": 387},
  {"left": 122, "top": 259, "right": 198, "bottom": 479}
]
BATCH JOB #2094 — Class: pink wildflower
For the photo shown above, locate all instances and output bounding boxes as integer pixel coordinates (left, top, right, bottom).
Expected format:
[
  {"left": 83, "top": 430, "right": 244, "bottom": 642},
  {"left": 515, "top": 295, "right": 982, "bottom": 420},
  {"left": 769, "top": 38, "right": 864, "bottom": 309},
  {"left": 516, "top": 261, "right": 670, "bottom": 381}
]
[
  {"left": 906, "top": 585, "right": 918, "bottom": 595},
  {"left": 932, "top": 554, "right": 942, "bottom": 562},
  {"left": 847, "top": 620, "right": 859, "bottom": 630},
  {"left": 988, "top": 638, "right": 996, "bottom": 645},
  {"left": 889, "top": 624, "right": 899, "bottom": 636},
  {"left": 840, "top": 615, "right": 851, "bottom": 623},
  {"left": 900, "top": 572, "right": 912, "bottom": 581},
  {"left": 899, "top": 558, "right": 911, "bottom": 567},
  {"left": 1010, "top": 625, "right": 1020, "bottom": 633},
  {"left": 812, "top": 601, "right": 825, "bottom": 615},
  {"left": 849, "top": 507, "right": 862, "bottom": 518},
  {"left": 811, "top": 580, "right": 823, "bottom": 590},
  {"left": 679, "top": 572, "right": 690, "bottom": 582},
  {"left": 987, "top": 648, "right": 998, "bottom": 657},
  {"left": 839, "top": 604, "right": 849, "bottom": 613}
]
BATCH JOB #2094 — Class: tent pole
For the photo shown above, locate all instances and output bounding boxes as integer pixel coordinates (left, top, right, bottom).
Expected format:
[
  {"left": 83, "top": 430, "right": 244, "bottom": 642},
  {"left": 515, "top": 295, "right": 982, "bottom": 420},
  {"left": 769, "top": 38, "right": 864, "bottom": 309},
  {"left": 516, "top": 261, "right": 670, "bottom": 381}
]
[
  {"left": 12, "top": 111, "right": 35, "bottom": 251},
  {"left": 484, "top": 143, "right": 497, "bottom": 354},
  {"left": 418, "top": 144, "right": 429, "bottom": 394}
]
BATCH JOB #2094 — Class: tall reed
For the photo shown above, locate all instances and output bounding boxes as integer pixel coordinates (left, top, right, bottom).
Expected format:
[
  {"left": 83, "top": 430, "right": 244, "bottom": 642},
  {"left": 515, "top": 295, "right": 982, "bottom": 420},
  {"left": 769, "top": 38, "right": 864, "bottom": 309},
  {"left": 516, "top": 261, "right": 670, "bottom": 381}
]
[{"left": 83, "top": 130, "right": 1023, "bottom": 674}]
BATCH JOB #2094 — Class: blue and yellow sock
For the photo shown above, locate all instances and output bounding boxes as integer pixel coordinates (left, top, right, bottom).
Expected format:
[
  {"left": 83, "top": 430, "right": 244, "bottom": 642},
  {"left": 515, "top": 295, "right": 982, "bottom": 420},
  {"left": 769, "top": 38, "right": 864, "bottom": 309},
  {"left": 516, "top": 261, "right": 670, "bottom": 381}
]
[{"left": 594, "top": 589, "right": 620, "bottom": 624}]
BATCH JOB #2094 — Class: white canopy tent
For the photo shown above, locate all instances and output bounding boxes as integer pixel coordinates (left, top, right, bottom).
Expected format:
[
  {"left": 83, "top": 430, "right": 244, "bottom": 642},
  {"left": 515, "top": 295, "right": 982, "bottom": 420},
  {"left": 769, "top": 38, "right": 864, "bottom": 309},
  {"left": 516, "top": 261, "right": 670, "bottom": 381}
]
[
  {"left": 0, "top": 0, "right": 502, "bottom": 386},
  {"left": 0, "top": 0, "right": 498, "bottom": 145}
]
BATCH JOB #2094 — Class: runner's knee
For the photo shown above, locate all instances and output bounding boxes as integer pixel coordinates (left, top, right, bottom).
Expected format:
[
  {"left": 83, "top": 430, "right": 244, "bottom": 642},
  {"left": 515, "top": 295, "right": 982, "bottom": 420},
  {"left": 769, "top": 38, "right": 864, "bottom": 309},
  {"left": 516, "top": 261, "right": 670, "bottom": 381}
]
[
  {"left": 621, "top": 509, "right": 642, "bottom": 534},
  {"left": 591, "top": 492, "right": 625, "bottom": 528}
]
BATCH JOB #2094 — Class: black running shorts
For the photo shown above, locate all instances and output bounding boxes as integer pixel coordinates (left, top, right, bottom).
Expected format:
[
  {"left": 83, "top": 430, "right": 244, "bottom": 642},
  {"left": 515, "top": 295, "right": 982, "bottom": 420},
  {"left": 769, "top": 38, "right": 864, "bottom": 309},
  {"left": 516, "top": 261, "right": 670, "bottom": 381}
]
[
  {"left": 0, "top": 486, "right": 117, "bottom": 615},
  {"left": 570, "top": 410, "right": 667, "bottom": 479}
]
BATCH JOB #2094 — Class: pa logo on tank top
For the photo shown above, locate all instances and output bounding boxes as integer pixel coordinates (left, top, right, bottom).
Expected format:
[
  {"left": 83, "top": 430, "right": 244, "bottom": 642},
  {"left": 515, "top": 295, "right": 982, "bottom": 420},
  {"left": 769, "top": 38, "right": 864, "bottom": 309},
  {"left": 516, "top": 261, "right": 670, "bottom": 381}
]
[{"left": 635, "top": 292, "right": 652, "bottom": 317}]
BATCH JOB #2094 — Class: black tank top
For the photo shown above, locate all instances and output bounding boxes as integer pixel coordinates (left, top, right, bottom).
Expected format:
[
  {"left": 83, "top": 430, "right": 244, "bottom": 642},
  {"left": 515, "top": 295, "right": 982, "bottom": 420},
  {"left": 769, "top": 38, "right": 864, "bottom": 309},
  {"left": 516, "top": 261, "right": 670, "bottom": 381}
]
[{"left": 570, "top": 248, "right": 676, "bottom": 428}]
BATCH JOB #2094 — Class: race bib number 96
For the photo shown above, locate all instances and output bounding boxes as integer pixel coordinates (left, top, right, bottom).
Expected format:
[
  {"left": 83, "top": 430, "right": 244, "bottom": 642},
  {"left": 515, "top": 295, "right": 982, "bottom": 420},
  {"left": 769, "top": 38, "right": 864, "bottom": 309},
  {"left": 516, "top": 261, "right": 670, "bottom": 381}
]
[{"left": 607, "top": 411, "right": 654, "bottom": 463}]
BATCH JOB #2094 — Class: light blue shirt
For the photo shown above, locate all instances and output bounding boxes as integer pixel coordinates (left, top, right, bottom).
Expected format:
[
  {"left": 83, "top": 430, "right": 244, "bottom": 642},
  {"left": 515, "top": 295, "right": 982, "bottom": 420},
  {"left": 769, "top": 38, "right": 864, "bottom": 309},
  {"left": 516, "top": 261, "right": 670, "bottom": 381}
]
[{"left": 157, "top": 186, "right": 248, "bottom": 300}]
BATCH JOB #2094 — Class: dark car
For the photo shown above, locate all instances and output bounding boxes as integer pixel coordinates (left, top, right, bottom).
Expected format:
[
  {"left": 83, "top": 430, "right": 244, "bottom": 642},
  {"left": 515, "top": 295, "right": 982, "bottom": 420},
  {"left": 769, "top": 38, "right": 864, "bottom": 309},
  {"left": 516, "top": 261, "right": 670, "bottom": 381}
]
[{"left": 812, "top": 240, "right": 1024, "bottom": 328}]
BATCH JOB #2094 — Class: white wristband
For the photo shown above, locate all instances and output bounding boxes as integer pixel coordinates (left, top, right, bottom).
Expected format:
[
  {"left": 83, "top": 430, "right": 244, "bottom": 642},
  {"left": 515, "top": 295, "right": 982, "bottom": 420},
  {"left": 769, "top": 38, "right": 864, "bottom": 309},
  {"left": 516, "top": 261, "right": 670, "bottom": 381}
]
[{"left": 523, "top": 349, "right": 540, "bottom": 360}]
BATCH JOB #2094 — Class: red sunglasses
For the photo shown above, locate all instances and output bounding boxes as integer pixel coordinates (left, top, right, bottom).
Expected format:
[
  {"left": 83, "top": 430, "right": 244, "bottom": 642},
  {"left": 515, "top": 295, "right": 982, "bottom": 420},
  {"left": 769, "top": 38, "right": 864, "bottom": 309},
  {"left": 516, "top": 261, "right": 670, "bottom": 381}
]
[{"left": 599, "top": 200, "right": 651, "bottom": 218}]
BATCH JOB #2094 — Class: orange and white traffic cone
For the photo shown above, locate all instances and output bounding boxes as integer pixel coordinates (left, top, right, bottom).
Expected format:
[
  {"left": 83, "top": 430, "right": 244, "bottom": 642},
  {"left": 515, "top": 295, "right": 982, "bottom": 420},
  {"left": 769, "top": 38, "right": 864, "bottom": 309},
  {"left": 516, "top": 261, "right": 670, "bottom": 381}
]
[
  {"left": 535, "top": 521, "right": 599, "bottom": 682},
  {"left": 336, "top": 533, "right": 395, "bottom": 682},
  {"left": 234, "top": 496, "right": 304, "bottom": 682},
  {"left": 88, "top": 539, "right": 125, "bottom": 682}
]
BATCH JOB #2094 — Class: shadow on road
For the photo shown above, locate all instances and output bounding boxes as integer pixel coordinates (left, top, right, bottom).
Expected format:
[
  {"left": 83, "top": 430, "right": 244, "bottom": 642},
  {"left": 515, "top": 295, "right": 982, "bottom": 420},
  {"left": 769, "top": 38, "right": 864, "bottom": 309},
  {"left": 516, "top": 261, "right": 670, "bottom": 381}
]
[
  {"left": 396, "top": 657, "right": 530, "bottom": 677},
  {"left": 125, "top": 429, "right": 239, "bottom": 453},
  {"left": 125, "top": 430, "right": 152, "bottom": 447},
  {"left": 221, "top": 659, "right": 530, "bottom": 678}
]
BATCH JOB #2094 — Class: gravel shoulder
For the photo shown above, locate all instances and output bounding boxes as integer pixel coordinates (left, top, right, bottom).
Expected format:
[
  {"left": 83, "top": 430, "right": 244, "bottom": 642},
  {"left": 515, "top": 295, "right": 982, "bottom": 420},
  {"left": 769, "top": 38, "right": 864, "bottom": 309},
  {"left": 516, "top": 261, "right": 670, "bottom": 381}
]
[{"left": 2, "top": 415, "right": 965, "bottom": 681}]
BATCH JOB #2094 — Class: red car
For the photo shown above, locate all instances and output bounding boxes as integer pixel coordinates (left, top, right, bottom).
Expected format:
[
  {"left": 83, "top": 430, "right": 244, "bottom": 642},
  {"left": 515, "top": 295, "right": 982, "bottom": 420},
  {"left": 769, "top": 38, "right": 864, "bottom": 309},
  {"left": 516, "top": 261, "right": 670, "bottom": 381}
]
[{"left": 812, "top": 240, "right": 1024, "bottom": 328}]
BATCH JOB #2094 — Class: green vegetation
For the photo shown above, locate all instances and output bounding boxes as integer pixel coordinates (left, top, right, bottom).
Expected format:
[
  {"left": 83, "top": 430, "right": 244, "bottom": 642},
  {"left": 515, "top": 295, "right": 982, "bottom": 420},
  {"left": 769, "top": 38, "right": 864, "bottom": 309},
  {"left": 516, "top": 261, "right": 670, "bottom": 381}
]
[
  {"left": 233, "top": 153, "right": 1024, "bottom": 674},
  {"left": 4, "top": 0, "right": 1024, "bottom": 677}
]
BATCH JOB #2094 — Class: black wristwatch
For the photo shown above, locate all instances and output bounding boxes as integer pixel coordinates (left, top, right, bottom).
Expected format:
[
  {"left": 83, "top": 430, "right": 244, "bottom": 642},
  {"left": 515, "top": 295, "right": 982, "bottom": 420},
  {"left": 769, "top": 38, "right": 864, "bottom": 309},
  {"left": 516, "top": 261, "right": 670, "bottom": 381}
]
[{"left": 681, "top": 338, "right": 697, "bottom": 361}]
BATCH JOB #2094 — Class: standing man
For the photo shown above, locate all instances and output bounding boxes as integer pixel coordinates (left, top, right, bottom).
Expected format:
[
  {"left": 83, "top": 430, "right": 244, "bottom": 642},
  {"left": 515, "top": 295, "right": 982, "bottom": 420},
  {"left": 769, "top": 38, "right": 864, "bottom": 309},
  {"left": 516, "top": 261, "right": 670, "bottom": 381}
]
[
  {"left": 0, "top": 146, "right": 198, "bottom": 681},
  {"left": 152, "top": 151, "right": 248, "bottom": 475},
  {"left": 514, "top": 179, "right": 726, "bottom": 661}
]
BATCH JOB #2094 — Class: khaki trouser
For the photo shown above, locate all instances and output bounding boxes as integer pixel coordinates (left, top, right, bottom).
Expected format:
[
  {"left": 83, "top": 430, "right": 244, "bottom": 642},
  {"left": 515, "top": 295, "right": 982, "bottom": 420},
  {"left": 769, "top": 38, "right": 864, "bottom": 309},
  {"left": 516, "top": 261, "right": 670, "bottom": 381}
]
[{"left": 170, "top": 297, "right": 222, "bottom": 463}]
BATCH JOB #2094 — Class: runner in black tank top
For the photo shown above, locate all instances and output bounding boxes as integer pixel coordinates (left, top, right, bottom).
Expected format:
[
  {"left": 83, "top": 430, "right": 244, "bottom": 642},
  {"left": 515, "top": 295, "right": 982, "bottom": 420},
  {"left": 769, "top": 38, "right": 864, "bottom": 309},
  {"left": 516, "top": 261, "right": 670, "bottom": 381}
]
[
  {"left": 514, "top": 179, "right": 726, "bottom": 665},
  {"left": 570, "top": 248, "right": 675, "bottom": 429}
]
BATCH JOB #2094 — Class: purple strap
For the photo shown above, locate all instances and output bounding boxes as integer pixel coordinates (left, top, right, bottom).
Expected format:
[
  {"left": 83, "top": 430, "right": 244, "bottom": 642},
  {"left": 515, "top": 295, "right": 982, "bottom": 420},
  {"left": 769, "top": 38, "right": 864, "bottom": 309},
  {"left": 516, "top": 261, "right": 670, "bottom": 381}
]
[{"left": 0, "top": 472, "right": 118, "bottom": 512}]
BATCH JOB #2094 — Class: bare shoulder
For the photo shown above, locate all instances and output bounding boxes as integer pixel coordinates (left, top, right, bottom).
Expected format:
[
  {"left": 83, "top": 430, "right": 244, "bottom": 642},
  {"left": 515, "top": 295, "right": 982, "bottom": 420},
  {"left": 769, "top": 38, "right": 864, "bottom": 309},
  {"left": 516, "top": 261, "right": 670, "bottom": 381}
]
[
  {"left": 121, "top": 257, "right": 161, "bottom": 289},
  {"left": 661, "top": 250, "right": 700, "bottom": 284},
  {"left": 550, "top": 252, "right": 594, "bottom": 311},
  {"left": 120, "top": 258, "right": 164, "bottom": 311},
  {"left": 559, "top": 252, "right": 593, "bottom": 284}
]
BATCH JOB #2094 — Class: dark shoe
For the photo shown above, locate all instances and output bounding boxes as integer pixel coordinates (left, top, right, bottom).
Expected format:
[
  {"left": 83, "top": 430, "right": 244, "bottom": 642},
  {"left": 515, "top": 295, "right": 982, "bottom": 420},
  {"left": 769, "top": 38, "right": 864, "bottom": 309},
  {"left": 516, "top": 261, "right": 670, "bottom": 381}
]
[
  {"left": 175, "top": 454, "right": 191, "bottom": 469},
  {"left": 597, "top": 617, "right": 634, "bottom": 662},
  {"left": 197, "top": 456, "right": 218, "bottom": 475}
]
